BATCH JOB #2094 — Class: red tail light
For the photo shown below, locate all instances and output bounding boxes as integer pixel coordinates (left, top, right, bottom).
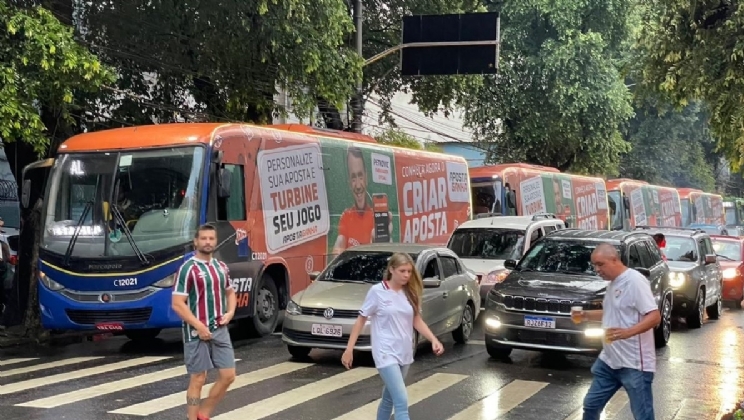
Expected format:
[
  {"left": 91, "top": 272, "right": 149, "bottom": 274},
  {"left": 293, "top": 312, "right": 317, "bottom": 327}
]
[{"left": 9, "top": 255, "right": 17, "bottom": 265}]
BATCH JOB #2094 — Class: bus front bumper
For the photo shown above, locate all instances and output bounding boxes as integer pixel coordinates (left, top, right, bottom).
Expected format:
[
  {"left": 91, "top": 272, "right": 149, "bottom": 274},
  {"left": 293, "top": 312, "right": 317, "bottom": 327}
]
[{"left": 38, "top": 282, "right": 182, "bottom": 331}]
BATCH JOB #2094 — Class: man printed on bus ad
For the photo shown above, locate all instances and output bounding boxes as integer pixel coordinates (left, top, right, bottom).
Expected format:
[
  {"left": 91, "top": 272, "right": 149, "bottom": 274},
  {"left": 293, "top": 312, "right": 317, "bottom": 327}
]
[{"left": 332, "top": 145, "right": 392, "bottom": 258}]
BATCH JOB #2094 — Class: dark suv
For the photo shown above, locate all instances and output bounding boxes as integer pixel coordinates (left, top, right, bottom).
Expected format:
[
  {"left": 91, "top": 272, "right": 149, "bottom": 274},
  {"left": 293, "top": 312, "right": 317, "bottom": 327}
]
[
  {"left": 482, "top": 229, "right": 673, "bottom": 359},
  {"left": 635, "top": 226, "right": 723, "bottom": 328}
]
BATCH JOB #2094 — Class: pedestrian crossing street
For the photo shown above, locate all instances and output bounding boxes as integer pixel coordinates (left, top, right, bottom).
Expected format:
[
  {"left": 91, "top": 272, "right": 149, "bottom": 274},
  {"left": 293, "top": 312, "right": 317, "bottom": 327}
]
[{"left": 0, "top": 354, "right": 729, "bottom": 419}]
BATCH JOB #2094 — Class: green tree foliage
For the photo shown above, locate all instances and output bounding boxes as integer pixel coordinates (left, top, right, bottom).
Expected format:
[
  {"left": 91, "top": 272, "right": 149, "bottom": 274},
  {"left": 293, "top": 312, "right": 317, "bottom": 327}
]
[
  {"left": 619, "top": 99, "right": 717, "bottom": 191},
  {"left": 374, "top": 127, "right": 443, "bottom": 152},
  {"left": 460, "top": 0, "right": 635, "bottom": 175},
  {"left": 638, "top": 0, "right": 744, "bottom": 170},
  {"left": 78, "top": 0, "right": 362, "bottom": 125},
  {"left": 0, "top": 0, "right": 114, "bottom": 154}
]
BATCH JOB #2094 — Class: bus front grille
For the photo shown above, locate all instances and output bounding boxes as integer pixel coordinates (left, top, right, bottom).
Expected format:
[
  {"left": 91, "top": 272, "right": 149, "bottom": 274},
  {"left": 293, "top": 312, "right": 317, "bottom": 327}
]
[{"left": 65, "top": 308, "right": 153, "bottom": 325}]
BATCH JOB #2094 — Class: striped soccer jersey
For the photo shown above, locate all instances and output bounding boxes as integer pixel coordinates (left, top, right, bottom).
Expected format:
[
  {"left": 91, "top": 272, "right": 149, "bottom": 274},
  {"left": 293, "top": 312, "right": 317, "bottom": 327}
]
[{"left": 172, "top": 256, "right": 233, "bottom": 342}]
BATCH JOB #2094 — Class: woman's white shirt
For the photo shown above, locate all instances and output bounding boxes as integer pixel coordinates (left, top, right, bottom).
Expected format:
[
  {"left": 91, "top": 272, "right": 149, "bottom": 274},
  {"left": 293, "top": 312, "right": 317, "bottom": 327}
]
[{"left": 359, "top": 281, "right": 415, "bottom": 369}]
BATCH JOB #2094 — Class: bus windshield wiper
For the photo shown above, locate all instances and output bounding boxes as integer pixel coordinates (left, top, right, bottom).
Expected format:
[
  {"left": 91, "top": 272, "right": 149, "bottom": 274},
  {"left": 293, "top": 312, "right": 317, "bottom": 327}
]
[
  {"left": 63, "top": 201, "right": 93, "bottom": 267},
  {"left": 110, "top": 205, "right": 149, "bottom": 266}
]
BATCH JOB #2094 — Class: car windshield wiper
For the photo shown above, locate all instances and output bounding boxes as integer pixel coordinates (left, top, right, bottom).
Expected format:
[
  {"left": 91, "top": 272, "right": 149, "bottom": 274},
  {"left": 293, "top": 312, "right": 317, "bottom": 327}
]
[
  {"left": 716, "top": 253, "right": 734, "bottom": 261},
  {"left": 325, "top": 278, "right": 365, "bottom": 283},
  {"left": 110, "top": 204, "right": 149, "bottom": 266},
  {"left": 63, "top": 201, "right": 93, "bottom": 267}
]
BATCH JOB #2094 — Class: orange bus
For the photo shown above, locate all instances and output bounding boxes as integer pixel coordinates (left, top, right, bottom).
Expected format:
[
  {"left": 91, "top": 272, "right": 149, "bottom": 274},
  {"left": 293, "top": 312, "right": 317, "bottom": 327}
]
[
  {"left": 24, "top": 123, "right": 471, "bottom": 341},
  {"left": 469, "top": 163, "right": 609, "bottom": 229},
  {"left": 677, "top": 188, "right": 725, "bottom": 226},
  {"left": 605, "top": 179, "right": 682, "bottom": 230}
]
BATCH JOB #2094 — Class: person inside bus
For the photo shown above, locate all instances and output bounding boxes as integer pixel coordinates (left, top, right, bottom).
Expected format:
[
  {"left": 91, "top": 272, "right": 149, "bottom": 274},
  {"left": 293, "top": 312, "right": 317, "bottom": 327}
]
[{"left": 331, "top": 145, "right": 391, "bottom": 260}]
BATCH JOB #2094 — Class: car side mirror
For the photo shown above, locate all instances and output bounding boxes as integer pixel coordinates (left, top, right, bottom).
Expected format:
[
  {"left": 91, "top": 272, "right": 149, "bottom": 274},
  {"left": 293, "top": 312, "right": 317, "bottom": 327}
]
[
  {"left": 423, "top": 278, "right": 441, "bottom": 288},
  {"left": 635, "top": 267, "right": 651, "bottom": 278},
  {"left": 504, "top": 259, "right": 518, "bottom": 270},
  {"left": 705, "top": 254, "right": 717, "bottom": 265},
  {"left": 309, "top": 271, "right": 321, "bottom": 281}
]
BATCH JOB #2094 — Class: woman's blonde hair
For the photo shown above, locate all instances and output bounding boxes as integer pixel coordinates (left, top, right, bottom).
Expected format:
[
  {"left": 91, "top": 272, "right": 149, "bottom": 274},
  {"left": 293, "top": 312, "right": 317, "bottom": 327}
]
[{"left": 384, "top": 252, "right": 423, "bottom": 314}]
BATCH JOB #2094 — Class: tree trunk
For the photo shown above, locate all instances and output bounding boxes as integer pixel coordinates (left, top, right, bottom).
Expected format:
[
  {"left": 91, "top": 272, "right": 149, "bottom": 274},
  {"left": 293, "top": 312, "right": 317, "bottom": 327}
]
[{"left": 22, "top": 198, "right": 44, "bottom": 338}]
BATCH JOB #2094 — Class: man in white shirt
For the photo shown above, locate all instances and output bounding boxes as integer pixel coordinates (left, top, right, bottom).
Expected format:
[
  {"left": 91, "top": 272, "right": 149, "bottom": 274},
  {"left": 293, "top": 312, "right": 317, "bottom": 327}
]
[{"left": 573, "top": 243, "right": 661, "bottom": 420}]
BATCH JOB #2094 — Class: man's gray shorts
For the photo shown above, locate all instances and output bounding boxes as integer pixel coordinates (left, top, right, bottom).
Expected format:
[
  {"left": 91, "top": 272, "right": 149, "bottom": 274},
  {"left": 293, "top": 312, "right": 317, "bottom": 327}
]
[{"left": 183, "top": 326, "right": 235, "bottom": 374}]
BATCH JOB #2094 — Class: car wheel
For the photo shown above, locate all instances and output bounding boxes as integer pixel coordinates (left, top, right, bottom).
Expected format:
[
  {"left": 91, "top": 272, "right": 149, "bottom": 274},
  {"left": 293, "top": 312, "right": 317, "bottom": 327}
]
[
  {"left": 245, "top": 273, "right": 280, "bottom": 337},
  {"left": 706, "top": 292, "right": 722, "bottom": 320},
  {"left": 486, "top": 341, "right": 512, "bottom": 359},
  {"left": 654, "top": 296, "right": 671, "bottom": 348},
  {"left": 452, "top": 303, "right": 474, "bottom": 344},
  {"left": 686, "top": 290, "right": 704, "bottom": 329},
  {"left": 287, "top": 345, "right": 311, "bottom": 359}
]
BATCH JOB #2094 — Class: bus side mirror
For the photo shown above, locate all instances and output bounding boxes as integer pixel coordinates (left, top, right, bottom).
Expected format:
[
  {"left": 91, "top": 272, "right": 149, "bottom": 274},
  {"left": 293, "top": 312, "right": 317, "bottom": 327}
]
[
  {"left": 21, "top": 179, "right": 31, "bottom": 209},
  {"left": 217, "top": 167, "right": 231, "bottom": 199}
]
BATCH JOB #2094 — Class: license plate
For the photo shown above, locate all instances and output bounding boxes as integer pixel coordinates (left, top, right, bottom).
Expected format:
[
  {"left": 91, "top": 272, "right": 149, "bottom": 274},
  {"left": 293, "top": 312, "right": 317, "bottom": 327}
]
[
  {"left": 524, "top": 315, "right": 556, "bottom": 329},
  {"left": 95, "top": 322, "right": 124, "bottom": 331},
  {"left": 311, "top": 323, "right": 343, "bottom": 337}
]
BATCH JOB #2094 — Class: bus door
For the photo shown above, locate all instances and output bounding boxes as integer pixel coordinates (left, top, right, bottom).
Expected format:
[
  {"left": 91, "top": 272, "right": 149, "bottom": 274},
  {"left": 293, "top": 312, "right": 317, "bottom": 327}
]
[{"left": 207, "top": 132, "right": 262, "bottom": 318}]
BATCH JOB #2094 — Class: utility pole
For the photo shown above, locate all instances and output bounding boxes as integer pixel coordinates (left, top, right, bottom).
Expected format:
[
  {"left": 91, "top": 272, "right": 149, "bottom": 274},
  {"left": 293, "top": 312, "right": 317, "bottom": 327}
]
[{"left": 350, "top": 0, "right": 364, "bottom": 133}]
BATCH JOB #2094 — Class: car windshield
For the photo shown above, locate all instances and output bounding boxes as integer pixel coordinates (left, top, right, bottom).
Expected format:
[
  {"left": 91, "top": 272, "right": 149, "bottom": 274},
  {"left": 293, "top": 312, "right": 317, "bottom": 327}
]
[
  {"left": 41, "top": 147, "right": 204, "bottom": 258},
  {"left": 517, "top": 240, "right": 619, "bottom": 276},
  {"left": 662, "top": 236, "right": 697, "bottom": 262},
  {"left": 712, "top": 239, "right": 741, "bottom": 261},
  {"left": 448, "top": 228, "right": 524, "bottom": 261},
  {"left": 319, "top": 251, "right": 419, "bottom": 283}
]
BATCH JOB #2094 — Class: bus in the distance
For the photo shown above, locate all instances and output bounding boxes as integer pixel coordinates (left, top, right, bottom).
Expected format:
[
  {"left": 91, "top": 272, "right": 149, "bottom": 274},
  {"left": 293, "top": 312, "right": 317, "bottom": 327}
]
[
  {"left": 605, "top": 179, "right": 682, "bottom": 231},
  {"left": 23, "top": 123, "right": 471, "bottom": 341},
  {"left": 469, "top": 163, "right": 609, "bottom": 229},
  {"left": 677, "top": 188, "right": 725, "bottom": 227}
]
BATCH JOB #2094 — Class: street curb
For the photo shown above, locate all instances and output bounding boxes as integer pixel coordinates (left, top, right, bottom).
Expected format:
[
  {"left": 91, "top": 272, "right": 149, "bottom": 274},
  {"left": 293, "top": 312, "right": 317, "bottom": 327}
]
[{"left": 0, "top": 330, "right": 99, "bottom": 348}]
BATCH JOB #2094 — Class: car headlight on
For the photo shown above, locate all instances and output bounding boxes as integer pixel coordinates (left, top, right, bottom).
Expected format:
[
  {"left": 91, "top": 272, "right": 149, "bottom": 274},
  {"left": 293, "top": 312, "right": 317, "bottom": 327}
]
[
  {"left": 485, "top": 317, "right": 501, "bottom": 330},
  {"left": 485, "top": 270, "right": 511, "bottom": 285},
  {"left": 286, "top": 300, "right": 302, "bottom": 316},
  {"left": 584, "top": 328, "right": 604, "bottom": 338},
  {"left": 723, "top": 268, "right": 740, "bottom": 280},
  {"left": 153, "top": 274, "right": 176, "bottom": 288},
  {"left": 669, "top": 272, "right": 686, "bottom": 288},
  {"left": 38, "top": 272, "right": 65, "bottom": 291}
]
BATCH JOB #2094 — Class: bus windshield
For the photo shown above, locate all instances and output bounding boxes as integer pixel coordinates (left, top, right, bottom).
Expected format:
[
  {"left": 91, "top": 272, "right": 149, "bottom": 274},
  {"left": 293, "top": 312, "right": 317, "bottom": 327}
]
[{"left": 41, "top": 146, "right": 205, "bottom": 259}]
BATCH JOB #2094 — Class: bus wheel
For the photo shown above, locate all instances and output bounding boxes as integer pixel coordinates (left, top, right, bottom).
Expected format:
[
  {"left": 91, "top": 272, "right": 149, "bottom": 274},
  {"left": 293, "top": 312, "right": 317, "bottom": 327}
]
[
  {"left": 246, "top": 273, "right": 280, "bottom": 338},
  {"left": 125, "top": 328, "right": 161, "bottom": 342}
]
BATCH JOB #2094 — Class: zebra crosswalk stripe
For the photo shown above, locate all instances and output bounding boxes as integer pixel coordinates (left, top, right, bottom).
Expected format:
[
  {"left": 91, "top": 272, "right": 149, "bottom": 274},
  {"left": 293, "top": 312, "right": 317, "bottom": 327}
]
[
  {"left": 0, "top": 358, "right": 39, "bottom": 367},
  {"left": 212, "top": 367, "right": 379, "bottom": 420},
  {"left": 0, "top": 356, "right": 171, "bottom": 396},
  {"left": 332, "top": 373, "right": 468, "bottom": 420},
  {"left": 17, "top": 358, "right": 241, "bottom": 409},
  {"left": 0, "top": 356, "right": 104, "bottom": 377},
  {"left": 109, "top": 361, "right": 314, "bottom": 416},
  {"left": 448, "top": 379, "right": 548, "bottom": 420}
]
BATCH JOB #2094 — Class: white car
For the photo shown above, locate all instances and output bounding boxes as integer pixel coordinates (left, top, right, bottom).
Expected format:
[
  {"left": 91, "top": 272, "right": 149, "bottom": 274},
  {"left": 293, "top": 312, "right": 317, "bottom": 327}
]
[{"left": 447, "top": 213, "right": 566, "bottom": 306}]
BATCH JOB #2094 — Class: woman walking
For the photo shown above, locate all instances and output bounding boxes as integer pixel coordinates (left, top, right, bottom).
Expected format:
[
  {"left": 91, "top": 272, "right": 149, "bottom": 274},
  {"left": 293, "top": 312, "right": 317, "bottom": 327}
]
[{"left": 342, "top": 253, "right": 444, "bottom": 420}]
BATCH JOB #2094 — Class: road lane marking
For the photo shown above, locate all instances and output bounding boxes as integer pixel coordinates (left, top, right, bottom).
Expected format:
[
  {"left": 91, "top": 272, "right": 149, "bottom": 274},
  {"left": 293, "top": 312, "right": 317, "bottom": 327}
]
[
  {"left": 448, "top": 379, "right": 548, "bottom": 419},
  {"left": 17, "top": 359, "right": 241, "bottom": 408},
  {"left": 213, "top": 367, "right": 379, "bottom": 420},
  {"left": 467, "top": 340, "right": 485, "bottom": 345},
  {"left": 333, "top": 373, "right": 468, "bottom": 420},
  {"left": 110, "top": 361, "right": 314, "bottom": 416},
  {"left": 0, "top": 356, "right": 104, "bottom": 377},
  {"left": 563, "top": 389, "right": 628, "bottom": 420},
  {"left": 0, "top": 358, "right": 39, "bottom": 367},
  {"left": 0, "top": 356, "right": 171, "bottom": 395}
]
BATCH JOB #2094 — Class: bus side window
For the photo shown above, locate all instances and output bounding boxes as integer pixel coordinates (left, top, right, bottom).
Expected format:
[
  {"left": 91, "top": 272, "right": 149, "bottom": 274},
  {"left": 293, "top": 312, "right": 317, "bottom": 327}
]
[{"left": 217, "top": 164, "right": 246, "bottom": 221}]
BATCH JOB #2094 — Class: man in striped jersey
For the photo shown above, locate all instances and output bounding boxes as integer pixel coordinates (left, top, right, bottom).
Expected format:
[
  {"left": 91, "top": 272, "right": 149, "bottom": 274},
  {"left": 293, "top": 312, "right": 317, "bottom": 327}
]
[{"left": 172, "top": 224, "right": 237, "bottom": 420}]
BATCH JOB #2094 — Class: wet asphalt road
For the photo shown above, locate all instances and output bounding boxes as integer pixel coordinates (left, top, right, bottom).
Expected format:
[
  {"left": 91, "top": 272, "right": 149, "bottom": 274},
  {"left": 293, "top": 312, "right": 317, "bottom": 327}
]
[{"left": 1, "top": 308, "right": 743, "bottom": 420}]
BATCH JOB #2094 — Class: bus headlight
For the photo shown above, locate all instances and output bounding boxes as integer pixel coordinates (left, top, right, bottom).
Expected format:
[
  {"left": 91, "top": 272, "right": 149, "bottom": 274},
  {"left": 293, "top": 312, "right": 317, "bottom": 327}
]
[
  {"left": 153, "top": 274, "right": 176, "bottom": 288},
  {"left": 669, "top": 272, "right": 686, "bottom": 288},
  {"left": 38, "top": 273, "right": 64, "bottom": 291}
]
